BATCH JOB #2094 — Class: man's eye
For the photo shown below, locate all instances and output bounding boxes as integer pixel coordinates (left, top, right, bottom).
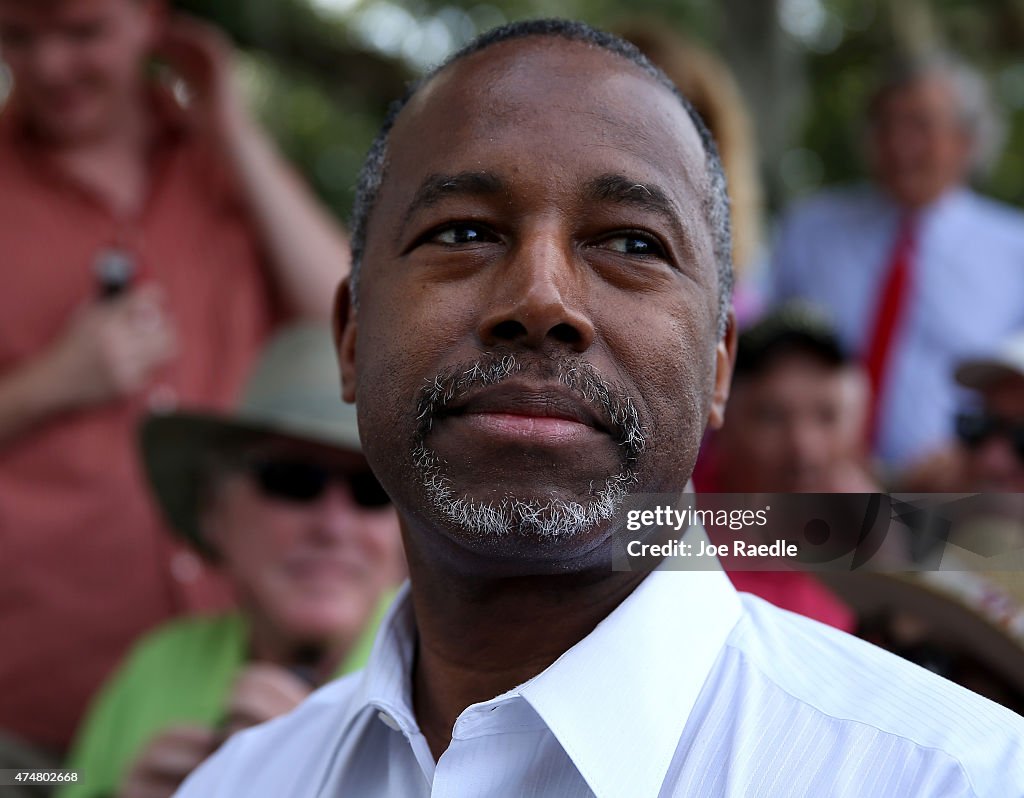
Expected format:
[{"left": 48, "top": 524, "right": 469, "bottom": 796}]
[
  {"left": 431, "top": 224, "right": 495, "bottom": 245},
  {"left": 599, "top": 234, "right": 666, "bottom": 258}
]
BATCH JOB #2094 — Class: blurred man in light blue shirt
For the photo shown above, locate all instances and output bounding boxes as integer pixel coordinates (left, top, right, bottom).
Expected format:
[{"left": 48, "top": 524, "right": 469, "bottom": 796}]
[{"left": 771, "top": 56, "right": 1024, "bottom": 470}]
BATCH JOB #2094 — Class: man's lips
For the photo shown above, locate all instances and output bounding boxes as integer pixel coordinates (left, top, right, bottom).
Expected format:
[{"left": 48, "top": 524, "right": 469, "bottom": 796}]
[{"left": 437, "top": 383, "right": 612, "bottom": 445}]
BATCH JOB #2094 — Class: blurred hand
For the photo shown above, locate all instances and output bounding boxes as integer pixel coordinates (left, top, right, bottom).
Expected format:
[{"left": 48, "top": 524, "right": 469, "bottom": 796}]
[
  {"left": 43, "top": 284, "right": 177, "bottom": 409},
  {"left": 119, "top": 724, "right": 217, "bottom": 798},
  {"left": 156, "top": 15, "right": 247, "bottom": 144},
  {"left": 218, "top": 663, "right": 313, "bottom": 740}
]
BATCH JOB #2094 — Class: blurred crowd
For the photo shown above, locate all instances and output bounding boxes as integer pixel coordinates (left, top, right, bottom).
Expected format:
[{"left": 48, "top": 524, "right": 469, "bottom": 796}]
[{"left": 0, "top": 1, "right": 1022, "bottom": 795}]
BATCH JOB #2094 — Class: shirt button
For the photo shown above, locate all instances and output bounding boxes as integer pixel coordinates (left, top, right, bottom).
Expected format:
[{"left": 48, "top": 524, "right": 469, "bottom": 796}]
[{"left": 377, "top": 711, "right": 401, "bottom": 731}]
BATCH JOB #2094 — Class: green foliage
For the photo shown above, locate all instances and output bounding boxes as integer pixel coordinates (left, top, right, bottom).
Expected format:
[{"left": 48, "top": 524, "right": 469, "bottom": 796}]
[
  {"left": 241, "top": 54, "right": 383, "bottom": 223},
  {"left": 180, "top": 0, "right": 1024, "bottom": 219}
]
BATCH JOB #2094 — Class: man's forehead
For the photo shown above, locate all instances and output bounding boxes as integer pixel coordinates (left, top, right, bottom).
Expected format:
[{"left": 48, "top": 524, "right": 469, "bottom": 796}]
[
  {"left": 407, "top": 36, "right": 690, "bottom": 132},
  {"left": 877, "top": 74, "right": 958, "bottom": 113},
  {"left": 742, "top": 353, "right": 847, "bottom": 386},
  {"left": 386, "top": 37, "right": 707, "bottom": 199}
]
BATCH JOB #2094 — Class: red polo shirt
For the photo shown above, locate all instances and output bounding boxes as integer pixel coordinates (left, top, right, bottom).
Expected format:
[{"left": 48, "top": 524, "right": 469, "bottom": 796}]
[{"left": 0, "top": 99, "right": 280, "bottom": 751}]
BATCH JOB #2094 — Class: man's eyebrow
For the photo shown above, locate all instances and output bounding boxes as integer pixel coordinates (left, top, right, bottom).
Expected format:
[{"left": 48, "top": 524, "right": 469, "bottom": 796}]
[
  {"left": 586, "top": 173, "right": 702, "bottom": 268},
  {"left": 585, "top": 174, "right": 681, "bottom": 220},
  {"left": 400, "top": 171, "right": 506, "bottom": 233}
]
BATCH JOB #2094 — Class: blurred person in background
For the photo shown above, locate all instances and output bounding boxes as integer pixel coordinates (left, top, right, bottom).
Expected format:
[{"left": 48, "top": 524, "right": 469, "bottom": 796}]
[
  {"left": 954, "top": 329, "right": 1024, "bottom": 493},
  {"left": 0, "top": 0, "right": 349, "bottom": 758},
  {"left": 897, "top": 329, "right": 1024, "bottom": 495},
  {"left": 711, "top": 304, "right": 876, "bottom": 495},
  {"left": 943, "top": 331, "right": 1024, "bottom": 607},
  {"left": 61, "top": 326, "right": 405, "bottom": 798},
  {"left": 830, "top": 332, "right": 1024, "bottom": 715},
  {"left": 698, "top": 304, "right": 870, "bottom": 631},
  {"left": 770, "top": 54, "right": 1024, "bottom": 474},
  {"left": 619, "top": 22, "right": 766, "bottom": 323}
]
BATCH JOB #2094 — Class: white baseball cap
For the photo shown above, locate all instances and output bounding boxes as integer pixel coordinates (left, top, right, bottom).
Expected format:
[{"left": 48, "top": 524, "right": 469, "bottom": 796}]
[{"left": 955, "top": 330, "right": 1024, "bottom": 391}]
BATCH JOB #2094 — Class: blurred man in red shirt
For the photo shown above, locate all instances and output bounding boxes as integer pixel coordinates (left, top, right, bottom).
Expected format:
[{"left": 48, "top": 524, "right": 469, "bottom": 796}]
[
  {"left": 699, "top": 304, "right": 871, "bottom": 631},
  {"left": 714, "top": 305, "right": 876, "bottom": 496},
  {"left": 0, "top": 0, "right": 349, "bottom": 755}
]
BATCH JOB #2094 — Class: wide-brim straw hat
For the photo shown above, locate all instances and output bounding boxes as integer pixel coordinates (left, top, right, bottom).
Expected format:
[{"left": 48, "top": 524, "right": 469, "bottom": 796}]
[
  {"left": 822, "top": 570, "right": 1024, "bottom": 697},
  {"left": 140, "top": 324, "right": 362, "bottom": 555}
]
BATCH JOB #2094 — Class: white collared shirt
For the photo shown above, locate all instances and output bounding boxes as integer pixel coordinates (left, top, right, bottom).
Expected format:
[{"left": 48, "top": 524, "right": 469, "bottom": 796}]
[
  {"left": 771, "top": 185, "right": 1024, "bottom": 467},
  {"left": 176, "top": 548, "right": 1024, "bottom": 797}
]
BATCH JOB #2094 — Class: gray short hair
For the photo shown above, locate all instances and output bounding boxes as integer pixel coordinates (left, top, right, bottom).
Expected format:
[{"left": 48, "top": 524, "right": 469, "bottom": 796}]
[
  {"left": 869, "top": 53, "right": 1005, "bottom": 176},
  {"left": 348, "top": 19, "right": 733, "bottom": 337}
]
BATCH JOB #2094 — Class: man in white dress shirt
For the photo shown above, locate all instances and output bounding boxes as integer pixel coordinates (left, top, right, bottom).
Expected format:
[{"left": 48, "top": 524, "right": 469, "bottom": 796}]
[
  {"left": 175, "top": 21, "right": 1024, "bottom": 798},
  {"left": 771, "top": 55, "right": 1024, "bottom": 470}
]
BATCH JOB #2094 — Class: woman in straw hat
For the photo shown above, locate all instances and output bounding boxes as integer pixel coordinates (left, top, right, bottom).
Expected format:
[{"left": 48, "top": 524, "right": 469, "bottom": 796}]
[{"left": 61, "top": 325, "right": 404, "bottom": 798}]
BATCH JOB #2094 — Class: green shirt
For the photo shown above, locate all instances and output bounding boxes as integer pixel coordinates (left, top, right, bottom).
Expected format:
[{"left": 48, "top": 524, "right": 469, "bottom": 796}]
[{"left": 59, "top": 606, "right": 386, "bottom": 798}]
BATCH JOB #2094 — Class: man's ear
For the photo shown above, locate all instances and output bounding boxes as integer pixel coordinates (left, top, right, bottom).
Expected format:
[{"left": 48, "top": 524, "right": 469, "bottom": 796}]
[
  {"left": 334, "top": 277, "right": 358, "bottom": 403},
  {"left": 707, "top": 309, "right": 737, "bottom": 430}
]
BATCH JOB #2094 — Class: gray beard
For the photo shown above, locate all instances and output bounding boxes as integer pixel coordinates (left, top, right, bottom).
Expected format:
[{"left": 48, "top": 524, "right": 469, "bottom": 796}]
[
  {"left": 410, "top": 353, "right": 645, "bottom": 540},
  {"left": 412, "top": 444, "right": 636, "bottom": 539}
]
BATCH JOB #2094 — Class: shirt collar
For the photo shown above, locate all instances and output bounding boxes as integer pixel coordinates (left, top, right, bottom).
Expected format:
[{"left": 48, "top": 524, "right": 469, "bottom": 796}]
[
  {"left": 874, "top": 183, "right": 970, "bottom": 226},
  {"left": 353, "top": 580, "right": 419, "bottom": 730},
  {"left": 519, "top": 526, "right": 742, "bottom": 797},
  {"left": 348, "top": 526, "right": 743, "bottom": 797}
]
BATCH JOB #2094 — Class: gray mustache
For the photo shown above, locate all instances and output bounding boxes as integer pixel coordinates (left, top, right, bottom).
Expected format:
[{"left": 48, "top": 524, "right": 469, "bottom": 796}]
[{"left": 413, "top": 352, "right": 646, "bottom": 462}]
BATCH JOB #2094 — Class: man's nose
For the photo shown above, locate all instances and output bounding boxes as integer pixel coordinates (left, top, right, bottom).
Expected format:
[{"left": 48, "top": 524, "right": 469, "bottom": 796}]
[{"left": 476, "top": 230, "right": 595, "bottom": 353}]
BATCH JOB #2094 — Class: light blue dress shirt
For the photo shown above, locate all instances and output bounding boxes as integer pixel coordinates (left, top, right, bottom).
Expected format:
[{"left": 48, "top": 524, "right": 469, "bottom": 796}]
[
  {"left": 771, "top": 185, "right": 1024, "bottom": 467},
  {"left": 175, "top": 539, "right": 1024, "bottom": 797}
]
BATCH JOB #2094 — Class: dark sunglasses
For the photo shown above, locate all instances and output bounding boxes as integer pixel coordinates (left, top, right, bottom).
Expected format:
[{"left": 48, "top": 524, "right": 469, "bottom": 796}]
[
  {"left": 954, "top": 411, "right": 1024, "bottom": 462},
  {"left": 246, "top": 459, "right": 392, "bottom": 508}
]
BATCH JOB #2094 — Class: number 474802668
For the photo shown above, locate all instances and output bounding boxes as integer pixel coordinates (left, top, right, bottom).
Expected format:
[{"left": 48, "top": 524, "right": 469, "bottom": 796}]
[{"left": 4, "top": 770, "right": 81, "bottom": 785}]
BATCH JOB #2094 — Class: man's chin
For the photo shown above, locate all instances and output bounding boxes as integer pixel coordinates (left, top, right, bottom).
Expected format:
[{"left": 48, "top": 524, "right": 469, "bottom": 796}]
[
  {"left": 427, "top": 501, "right": 622, "bottom": 571},
  {"left": 420, "top": 475, "right": 633, "bottom": 550}
]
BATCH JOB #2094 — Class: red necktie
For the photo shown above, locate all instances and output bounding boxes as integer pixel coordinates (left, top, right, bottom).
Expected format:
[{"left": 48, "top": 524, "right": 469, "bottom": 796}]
[{"left": 865, "top": 214, "right": 917, "bottom": 445}]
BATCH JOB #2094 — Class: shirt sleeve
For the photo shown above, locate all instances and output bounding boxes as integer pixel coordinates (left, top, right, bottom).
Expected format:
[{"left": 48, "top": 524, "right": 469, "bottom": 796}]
[
  {"left": 57, "top": 616, "right": 235, "bottom": 798},
  {"left": 57, "top": 644, "right": 152, "bottom": 798}
]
